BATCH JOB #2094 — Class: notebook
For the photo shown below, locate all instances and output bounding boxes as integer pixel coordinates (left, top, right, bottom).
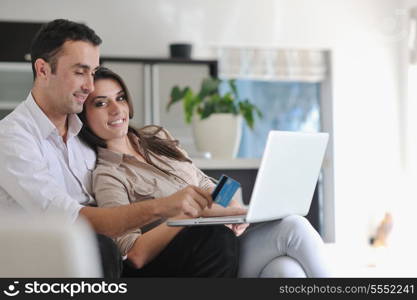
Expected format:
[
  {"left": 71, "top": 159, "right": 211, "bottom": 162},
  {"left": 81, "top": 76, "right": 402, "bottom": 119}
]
[{"left": 167, "top": 130, "right": 329, "bottom": 226}]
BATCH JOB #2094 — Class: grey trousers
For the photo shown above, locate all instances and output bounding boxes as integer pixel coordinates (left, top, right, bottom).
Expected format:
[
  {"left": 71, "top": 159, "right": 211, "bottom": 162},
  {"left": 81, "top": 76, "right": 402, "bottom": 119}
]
[{"left": 238, "top": 215, "right": 331, "bottom": 277}]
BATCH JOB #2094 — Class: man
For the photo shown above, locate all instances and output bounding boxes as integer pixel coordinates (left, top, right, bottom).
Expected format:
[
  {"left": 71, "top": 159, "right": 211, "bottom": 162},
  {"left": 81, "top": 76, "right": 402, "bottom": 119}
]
[{"left": 0, "top": 19, "right": 215, "bottom": 278}]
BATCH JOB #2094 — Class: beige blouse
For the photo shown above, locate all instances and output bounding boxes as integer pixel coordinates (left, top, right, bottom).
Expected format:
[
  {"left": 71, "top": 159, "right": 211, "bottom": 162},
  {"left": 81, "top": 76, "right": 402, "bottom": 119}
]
[{"left": 92, "top": 126, "right": 215, "bottom": 256}]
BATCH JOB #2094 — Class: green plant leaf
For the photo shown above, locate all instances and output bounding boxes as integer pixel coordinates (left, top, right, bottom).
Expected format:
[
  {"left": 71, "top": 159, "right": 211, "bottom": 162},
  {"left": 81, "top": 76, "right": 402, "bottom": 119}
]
[
  {"left": 245, "top": 111, "right": 255, "bottom": 129},
  {"left": 200, "top": 101, "right": 215, "bottom": 120},
  {"left": 216, "top": 93, "right": 237, "bottom": 114},
  {"left": 255, "top": 106, "right": 263, "bottom": 118},
  {"left": 242, "top": 107, "right": 255, "bottom": 129},
  {"left": 198, "top": 77, "right": 219, "bottom": 99},
  {"left": 239, "top": 100, "right": 260, "bottom": 129},
  {"left": 167, "top": 86, "right": 189, "bottom": 111},
  {"left": 229, "top": 79, "right": 238, "bottom": 98},
  {"left": 183, "top": 90, "right": 196, "bottom": 124},
  {"left": 168, "top": 77, "right": 263, "bottom": 130}
]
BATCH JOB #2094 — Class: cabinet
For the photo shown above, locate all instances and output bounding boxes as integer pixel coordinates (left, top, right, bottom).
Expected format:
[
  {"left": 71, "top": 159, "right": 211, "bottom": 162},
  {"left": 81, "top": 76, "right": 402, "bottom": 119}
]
[
  {"left": 101, "top": 57, "right": 217, "bottom": 155},
  {"left": 0, "top": 62, "right": 33, "bottom": 119},
  {"left": 0, "top": 21, "right": 44, "bottom": 119},
  {"left": 0, "top": 21, "right": 43, "bottom": 62}
]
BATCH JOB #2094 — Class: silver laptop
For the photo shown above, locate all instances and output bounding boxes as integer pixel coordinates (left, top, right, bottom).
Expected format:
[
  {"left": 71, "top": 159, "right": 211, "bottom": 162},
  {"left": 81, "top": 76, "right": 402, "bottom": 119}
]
[{"left": 167, "top": 130, "right": 329, "bottom": 226}]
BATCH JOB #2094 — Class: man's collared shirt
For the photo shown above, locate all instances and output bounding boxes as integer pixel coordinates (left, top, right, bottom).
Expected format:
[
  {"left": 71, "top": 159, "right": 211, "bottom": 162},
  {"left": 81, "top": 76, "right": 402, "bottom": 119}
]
[{"left": 0, "top": 93, "right": 96, "bottom": 221}]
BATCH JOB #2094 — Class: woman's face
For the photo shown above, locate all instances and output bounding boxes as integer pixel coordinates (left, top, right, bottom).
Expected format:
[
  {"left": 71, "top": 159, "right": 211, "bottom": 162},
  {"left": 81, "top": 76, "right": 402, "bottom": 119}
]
[{"left": 84, "top": 78, "right": 129, "bottom": 142}]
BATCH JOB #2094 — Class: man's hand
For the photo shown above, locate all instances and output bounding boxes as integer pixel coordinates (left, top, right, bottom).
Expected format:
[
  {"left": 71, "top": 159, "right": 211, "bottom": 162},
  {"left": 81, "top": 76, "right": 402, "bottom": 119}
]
[{"left": 157, "top": 185, "right": 213, "bottom": 218}]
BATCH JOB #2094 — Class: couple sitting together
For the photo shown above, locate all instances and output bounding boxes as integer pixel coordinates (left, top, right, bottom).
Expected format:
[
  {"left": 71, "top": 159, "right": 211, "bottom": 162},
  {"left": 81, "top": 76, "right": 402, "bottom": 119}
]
[{"left": 0, "top": 19, "right": 331, "bottom": 278}]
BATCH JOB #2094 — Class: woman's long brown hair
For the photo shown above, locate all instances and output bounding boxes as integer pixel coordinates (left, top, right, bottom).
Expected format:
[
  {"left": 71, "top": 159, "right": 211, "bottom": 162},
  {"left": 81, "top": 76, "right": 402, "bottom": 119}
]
[{"left": 78, "top": 67, "right": 191, "bottom": 176}]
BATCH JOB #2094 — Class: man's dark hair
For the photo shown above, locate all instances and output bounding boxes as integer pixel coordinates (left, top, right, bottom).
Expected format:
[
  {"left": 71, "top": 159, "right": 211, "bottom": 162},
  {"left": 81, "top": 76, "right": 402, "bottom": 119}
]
[{"left": 30, "top": 19, "right": 102, "bottom": 79}]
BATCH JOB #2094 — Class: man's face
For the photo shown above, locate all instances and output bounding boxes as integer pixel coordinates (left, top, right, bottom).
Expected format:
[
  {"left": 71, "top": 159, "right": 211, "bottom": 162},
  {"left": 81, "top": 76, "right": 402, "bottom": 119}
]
[{"left": 45, "top": 40, "right": 100, "bottom": 115}]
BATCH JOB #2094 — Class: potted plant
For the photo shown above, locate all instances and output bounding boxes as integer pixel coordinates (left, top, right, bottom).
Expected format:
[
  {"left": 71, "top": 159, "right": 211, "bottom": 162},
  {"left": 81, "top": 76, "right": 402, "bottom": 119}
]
[{"left": 167, "top": 77, "right": 262, "bottom": 158}]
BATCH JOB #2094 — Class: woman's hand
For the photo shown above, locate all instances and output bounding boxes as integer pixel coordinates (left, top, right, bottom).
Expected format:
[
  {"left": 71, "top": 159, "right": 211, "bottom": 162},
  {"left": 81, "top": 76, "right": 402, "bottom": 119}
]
[
  {"left": 225, "top": 223, "right": 250, "bottom": 236},
  {"left": 201, "top": 185, "right": 249, "bottom": 236},
  {"left": 161, "top": 185, "right": 213, "bottom": 218},
  {"left": 202, "top": 203, "right": 249, "bottom": 236},
  {"left": 201, "top": 205, "right": 247, "bottom": 217}
]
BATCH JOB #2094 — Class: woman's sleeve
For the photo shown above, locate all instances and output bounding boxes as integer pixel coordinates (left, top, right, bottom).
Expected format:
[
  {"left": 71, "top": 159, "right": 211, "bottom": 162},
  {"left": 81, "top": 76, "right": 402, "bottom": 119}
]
[
  {"left": 194, "top": 168, "right": 216, "bottom": 191},
  {"left": 93, "top": 170, "right": 141, "bottom": 257}
]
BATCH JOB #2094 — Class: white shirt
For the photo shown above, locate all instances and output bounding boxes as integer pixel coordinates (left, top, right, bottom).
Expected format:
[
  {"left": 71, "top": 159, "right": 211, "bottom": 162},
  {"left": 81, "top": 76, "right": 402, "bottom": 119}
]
[{"left": 0, "top": 93, "right": 96, "bottom": 222}]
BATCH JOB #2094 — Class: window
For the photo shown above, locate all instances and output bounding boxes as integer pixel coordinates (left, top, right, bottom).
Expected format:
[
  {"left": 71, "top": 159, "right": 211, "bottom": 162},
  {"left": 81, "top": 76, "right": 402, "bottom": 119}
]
[{"left": 220, "top": 79, "right": 321, "bottom": 158}]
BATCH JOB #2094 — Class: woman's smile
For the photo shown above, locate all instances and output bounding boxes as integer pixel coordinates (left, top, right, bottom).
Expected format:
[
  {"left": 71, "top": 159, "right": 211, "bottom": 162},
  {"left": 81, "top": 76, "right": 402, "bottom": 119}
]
[{"left": 107, "top": 118, "right": 126, "bottom": 127}]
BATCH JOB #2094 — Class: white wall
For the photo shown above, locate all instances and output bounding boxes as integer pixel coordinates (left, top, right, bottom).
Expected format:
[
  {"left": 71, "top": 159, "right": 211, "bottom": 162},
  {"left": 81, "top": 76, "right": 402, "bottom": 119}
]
[
  {"left": 0, "top": 0, "right": 408, "bottom": 246},
  {"left": 396, "top": 0, "right": 417, "bottom": 251}
]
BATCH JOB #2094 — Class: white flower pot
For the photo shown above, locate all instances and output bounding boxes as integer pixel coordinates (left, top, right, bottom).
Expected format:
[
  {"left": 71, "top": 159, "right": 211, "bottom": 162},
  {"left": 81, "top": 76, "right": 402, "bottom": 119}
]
[{"left": 192, "top": 113, "right": 242, "bottom": 158}]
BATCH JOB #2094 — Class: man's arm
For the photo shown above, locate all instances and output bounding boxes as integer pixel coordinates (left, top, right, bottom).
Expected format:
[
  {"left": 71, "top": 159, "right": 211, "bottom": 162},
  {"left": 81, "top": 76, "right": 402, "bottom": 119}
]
[
  {"left": 79, "top": 201, "right": 159, "bottom": 238},
  {"left": 79, "top": 186, "right": 213, "bottom": 238},
  {"left": 0, "top": 127, "right": 212, "bottom": 237}
]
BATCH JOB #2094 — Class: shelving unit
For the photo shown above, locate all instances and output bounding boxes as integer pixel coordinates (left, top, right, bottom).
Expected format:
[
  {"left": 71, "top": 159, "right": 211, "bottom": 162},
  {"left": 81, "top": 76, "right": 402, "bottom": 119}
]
[
  {"left": 0, "top": 102, "right": 20, "bottom": 110},
  {"left": 0, "top": 62, "right": 32, "bottom": 120},
  {"left": 0, "top": 62, "right": 32, "bottom": 71},
  {"left": 0, "top": 21, "right": 44, "bottom": 120}
]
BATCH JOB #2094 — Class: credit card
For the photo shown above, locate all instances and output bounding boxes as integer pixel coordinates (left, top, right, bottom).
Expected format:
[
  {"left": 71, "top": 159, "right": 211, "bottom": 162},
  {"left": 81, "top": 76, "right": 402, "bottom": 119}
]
[{"left": 211, "top": 175, "right": 241, "bottom": 207}]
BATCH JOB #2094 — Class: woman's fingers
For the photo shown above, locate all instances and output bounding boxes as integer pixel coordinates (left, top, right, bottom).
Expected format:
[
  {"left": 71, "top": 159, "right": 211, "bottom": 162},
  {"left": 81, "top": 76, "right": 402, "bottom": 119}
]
[
  {"left": 181, "top": 186, "right": 212, "bottom": 216},
  {"left": 191, "top": 186, "right": 213, "bottom": 208}
]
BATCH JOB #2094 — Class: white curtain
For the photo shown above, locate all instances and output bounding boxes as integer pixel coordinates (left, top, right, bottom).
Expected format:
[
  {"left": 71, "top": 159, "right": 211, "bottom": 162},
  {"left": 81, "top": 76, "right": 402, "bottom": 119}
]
[
  {"left": 409, "top": 7, "right": 417, "bottom": 64},
  {"left": 210, "top": 47, "right": 327, "bottom": 82}
]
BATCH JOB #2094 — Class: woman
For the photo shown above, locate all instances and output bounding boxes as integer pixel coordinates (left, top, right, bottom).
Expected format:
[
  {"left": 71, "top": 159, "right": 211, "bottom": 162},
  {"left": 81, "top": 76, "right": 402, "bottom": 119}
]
[{"left": 79, "top": 67, "right": 331, "bottom": 277}]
